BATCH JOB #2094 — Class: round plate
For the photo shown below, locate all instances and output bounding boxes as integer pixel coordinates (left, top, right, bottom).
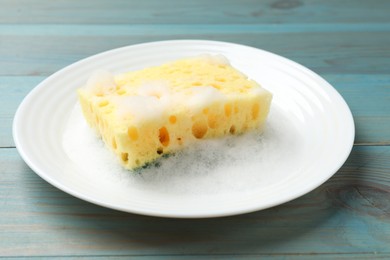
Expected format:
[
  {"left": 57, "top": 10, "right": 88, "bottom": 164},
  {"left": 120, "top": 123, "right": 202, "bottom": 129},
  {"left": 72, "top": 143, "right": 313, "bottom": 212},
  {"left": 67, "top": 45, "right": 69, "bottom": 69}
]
[{"left": 13, "top": 40, "right": 354, "bottom": 218}]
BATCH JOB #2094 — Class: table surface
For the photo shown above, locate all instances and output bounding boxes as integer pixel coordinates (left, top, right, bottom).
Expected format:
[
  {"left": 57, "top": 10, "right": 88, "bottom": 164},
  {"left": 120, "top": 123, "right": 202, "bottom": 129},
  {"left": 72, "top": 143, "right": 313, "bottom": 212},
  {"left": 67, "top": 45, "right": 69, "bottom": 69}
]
[{"left": 1, "top": 0, "right": 390, "bottom": 258}]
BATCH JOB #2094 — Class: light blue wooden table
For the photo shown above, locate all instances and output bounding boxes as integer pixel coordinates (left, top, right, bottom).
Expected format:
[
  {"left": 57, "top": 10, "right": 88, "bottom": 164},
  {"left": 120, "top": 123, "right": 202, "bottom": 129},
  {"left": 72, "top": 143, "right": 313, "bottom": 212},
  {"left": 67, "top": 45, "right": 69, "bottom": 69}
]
[{"left": 1, "top": 0, "right": 390, "bottom": 258}]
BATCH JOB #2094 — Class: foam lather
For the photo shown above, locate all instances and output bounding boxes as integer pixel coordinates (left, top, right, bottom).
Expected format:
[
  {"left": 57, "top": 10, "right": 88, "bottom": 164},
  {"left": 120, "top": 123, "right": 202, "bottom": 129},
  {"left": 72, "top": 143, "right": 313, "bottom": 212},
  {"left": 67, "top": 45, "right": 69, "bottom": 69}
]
[{"left": 77, "top": 54, "right": 272, "bottom": 169}]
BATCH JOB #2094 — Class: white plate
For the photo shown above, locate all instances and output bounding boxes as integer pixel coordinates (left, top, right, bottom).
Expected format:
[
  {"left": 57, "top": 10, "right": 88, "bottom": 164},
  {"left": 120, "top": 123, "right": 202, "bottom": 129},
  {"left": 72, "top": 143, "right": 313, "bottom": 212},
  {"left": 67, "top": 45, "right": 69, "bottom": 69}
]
[{"left": 13, "top": 40, "right": 354, "bottom": 218}]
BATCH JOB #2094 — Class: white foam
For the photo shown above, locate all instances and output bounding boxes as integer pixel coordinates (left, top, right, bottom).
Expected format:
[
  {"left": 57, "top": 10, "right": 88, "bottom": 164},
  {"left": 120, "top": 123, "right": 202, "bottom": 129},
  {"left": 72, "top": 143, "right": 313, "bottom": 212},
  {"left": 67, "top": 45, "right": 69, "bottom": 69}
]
[
  {"left": 110, "top": 84, "right": 226, "bottom": 121},
  {"left": 84, "top": 70, "right": 116, "bottom": 95},
  {"left": 63, "top": 103, "right": 304, "bottom": 197},
  {"left": 110, "top": 95, "right": 166, "bottom": 122},
  {"left": 137, "top": 80, "right": 171, "bottom": 98},
  {"left": 184, "top": 86, "right": 226, "bottom": 111}
]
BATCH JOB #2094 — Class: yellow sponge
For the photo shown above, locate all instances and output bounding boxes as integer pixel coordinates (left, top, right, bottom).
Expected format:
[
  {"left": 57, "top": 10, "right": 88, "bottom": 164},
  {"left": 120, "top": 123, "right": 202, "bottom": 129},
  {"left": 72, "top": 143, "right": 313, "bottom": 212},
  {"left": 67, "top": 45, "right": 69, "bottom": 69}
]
[{"left": 78, "top": 55, "right": 272, "bottom": 169}]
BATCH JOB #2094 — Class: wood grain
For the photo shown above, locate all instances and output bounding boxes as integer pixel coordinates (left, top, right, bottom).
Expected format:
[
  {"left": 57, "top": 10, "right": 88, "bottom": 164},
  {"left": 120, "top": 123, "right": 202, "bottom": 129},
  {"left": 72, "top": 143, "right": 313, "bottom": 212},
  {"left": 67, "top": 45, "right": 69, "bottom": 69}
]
[
  {"left": 0, "top": 146, "right": 389, "bottom": 257},
  {"left": 1, "top": 25, "right": 390, "bottom": 76},
  {"left": 0, "top": 0, "right": 389, "bottom": 24}
]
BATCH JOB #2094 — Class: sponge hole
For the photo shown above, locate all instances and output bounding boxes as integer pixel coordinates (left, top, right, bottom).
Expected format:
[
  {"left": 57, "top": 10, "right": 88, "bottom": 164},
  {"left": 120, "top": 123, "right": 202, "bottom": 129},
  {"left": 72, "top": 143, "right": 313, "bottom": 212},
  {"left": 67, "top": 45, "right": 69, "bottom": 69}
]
[
  {"left": 98, "top": 100, "right": 109, "bottom": 107},
  {"left": 229, "top": 125, "right": 236, "bottom": 134},
  {"left": 159, "top": 126, "right": 170, "bottom": 147},
  {"left": 128, "top": 126, "right": 139, "bottom": 141},
  {"left": 169, "top": 115, "right": 177, "bottom": 124},
  {"left": 121, "top": 153, "right": 128, "bottom": 162},
  {"left": 224, "top": 103, "right": 232, "bottom": 117},
  {"left": 192, "top": 120, "right": 208, "bottom": 139},
  {"left": 207, "top": 114, "right": 218, "bottom": 129}
]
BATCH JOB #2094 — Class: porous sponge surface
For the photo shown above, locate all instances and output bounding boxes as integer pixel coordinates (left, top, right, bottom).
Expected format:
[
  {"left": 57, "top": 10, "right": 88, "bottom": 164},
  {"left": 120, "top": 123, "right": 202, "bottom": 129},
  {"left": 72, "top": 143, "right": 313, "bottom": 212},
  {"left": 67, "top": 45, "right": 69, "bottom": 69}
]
[{"left": 78, "top": 55, "right": 272, "bottom": 169}]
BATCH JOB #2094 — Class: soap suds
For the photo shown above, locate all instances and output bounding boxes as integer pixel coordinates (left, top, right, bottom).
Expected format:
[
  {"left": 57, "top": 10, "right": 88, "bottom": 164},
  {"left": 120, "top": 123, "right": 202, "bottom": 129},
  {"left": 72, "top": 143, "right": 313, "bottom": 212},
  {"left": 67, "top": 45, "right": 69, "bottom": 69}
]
[
  {"left": 110, "top": 83, "right": 227, "bottom": 121},
  {"left": 185, "top": 86, "right": 226, "bottom": 111},
  {"left": 110, "top": 95, "right": 166, "bottom": 121},
  {"left": 137, "top": 81, "right": 171, "bottom": 98},
  {"left": 63, "top": 103, "right": 304, "bottom": 197},
  {"left": 84, "top": 70, "right": 116, "bottom": 96}
]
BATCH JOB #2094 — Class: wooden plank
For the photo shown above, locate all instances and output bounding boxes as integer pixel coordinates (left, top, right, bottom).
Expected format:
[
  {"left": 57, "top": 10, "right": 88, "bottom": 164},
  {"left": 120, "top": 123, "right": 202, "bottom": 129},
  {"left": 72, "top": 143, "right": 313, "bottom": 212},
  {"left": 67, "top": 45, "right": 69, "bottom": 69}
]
[
  {"left": 0, "top": 25, "right": 389, "bottom": 76},
  {"left": 0, "top": 76, "right": 44, "bottom": 147},
  {"left": 0, "top": 0, "right": 389, "bottom": 24},
  {"left": 323, "top": 74, "right": 390, "bottom": 145},
  {"left": 1, "top": 146, "right": 390, "bottom": 257},
  {"left": 1, "top": 74, "right": 388, "bottom": 147}
]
